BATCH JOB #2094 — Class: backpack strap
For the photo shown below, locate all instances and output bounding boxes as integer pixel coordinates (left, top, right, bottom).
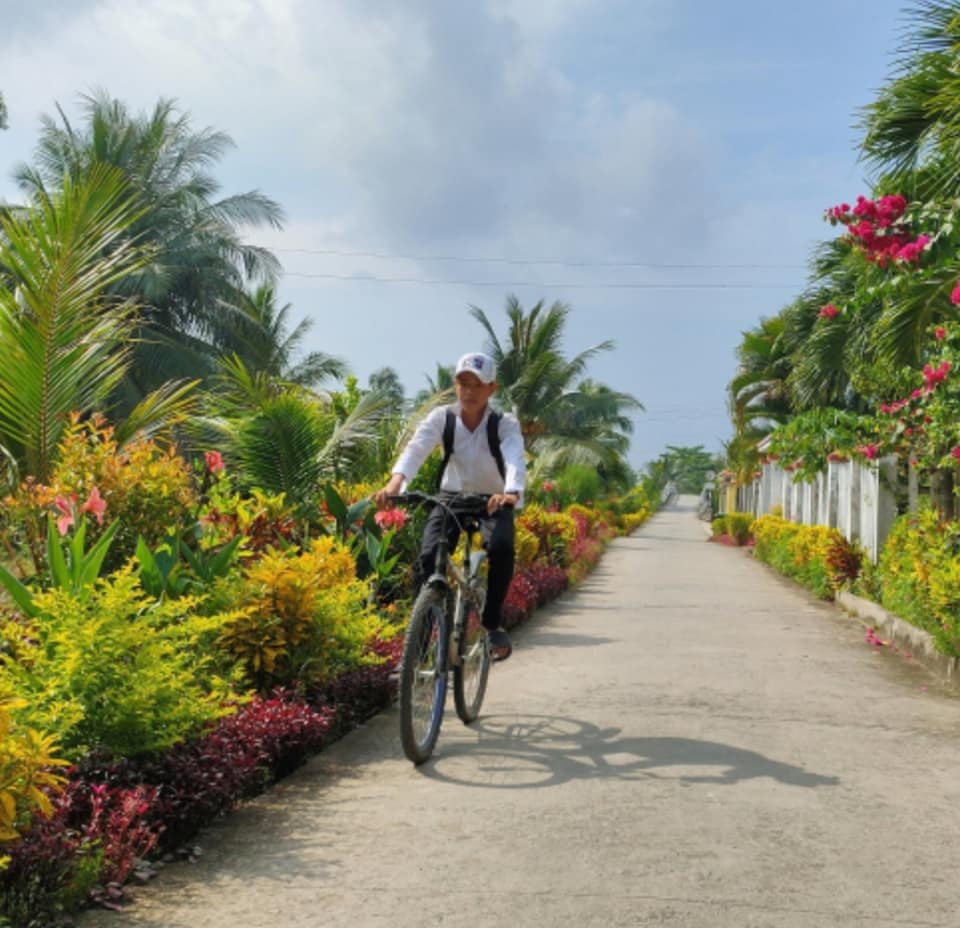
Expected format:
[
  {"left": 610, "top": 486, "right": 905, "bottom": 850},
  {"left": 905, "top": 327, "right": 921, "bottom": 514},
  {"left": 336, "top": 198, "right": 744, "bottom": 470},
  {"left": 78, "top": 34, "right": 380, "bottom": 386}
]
[
  {"left": 436, "top": 408, "right": 506, "bottom": 487},
  {"left": 437, "top": 409, "right": 457, "bottom": 488},
  {"left": 487, "top": 411, "right": 505, "bottom": 480}
]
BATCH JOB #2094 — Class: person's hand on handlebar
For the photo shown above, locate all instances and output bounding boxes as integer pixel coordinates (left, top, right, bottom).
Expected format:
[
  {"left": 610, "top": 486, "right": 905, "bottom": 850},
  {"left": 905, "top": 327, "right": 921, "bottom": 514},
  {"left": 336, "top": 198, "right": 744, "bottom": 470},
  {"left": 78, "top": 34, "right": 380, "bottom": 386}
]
[
  {"left": 374, "top": 474, "right": 405, "bottom": 509},
  {"left": 487, "top": 492, "right": 518, "bottom": 515}
]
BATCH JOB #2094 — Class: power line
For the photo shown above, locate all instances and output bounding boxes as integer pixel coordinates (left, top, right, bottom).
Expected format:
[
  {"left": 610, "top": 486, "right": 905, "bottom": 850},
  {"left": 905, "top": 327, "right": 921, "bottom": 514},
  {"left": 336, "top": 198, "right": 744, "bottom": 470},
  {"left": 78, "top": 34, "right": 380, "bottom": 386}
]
[
  {"left": 282, "top": 270, "right": 795, "bottom": 289},
  {"left": 274, "top": 246, "right": 806, "bottom": 271}
]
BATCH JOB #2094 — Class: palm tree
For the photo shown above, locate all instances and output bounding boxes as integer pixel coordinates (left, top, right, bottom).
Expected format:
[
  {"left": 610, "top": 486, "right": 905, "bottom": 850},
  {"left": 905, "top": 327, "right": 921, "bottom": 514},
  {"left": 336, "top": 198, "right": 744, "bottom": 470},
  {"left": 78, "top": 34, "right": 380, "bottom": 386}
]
[
  {"left": 728, "top": 313, "right": 795, "bottom": 428},
  {"left": 0, "top": 165, "right": 145, "bottom": 481},
  {"left": 367, "top": 367, "right": 406, "bottom": 414},
  {"left": 858, "top": 1, "right": 960, "bottom": 197},
  {"left": 470, "top": 296, "right": 615, "bottom": 440},
  {"left": 412, "top": 363, "right": 455, "bottom": 408},
  {"left": 202, "top": 361, "right": 394, "bottom": 510},
  {"left": 220, "top": 283, "right": 348, "bottom": 388},
  {"left": 469, "top": 295, "right": 642, "bottom": 477},
  {"left": 14, "top": 91, "right": 285, "bottom": 410}
]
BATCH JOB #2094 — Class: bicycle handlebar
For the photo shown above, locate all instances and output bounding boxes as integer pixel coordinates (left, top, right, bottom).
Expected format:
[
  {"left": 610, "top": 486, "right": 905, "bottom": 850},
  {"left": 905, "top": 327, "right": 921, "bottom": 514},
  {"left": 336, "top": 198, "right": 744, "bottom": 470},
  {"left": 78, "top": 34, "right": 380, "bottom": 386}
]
[{"left": 390, "top": 491, "right": 496, "bottom": 514}]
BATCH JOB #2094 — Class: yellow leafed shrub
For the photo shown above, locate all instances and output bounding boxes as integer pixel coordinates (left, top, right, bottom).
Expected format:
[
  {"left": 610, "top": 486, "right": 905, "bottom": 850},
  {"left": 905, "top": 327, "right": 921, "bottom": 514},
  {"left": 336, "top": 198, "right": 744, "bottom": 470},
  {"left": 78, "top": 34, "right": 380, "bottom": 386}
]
[
  {"left": 618, "top": 510, "right": 648, "bottom": 534},
  {"left": 517, "top": 505, "right": 578, "bottom": 567},
  {"left": 5, "top": 568, "right": 239, "bottom": 759},
  {"left": 514, "top": 522, "right": 540, "bottom": 567},
  {"left": 878, "top": 509, "right": 960, "bottom": 656},
  {"left": 221, "top": 537, "right": 386, "bottom": 690},
  {"left": 0, "top": 689, "right": 68, "bottom": 843},
  {"left": 752, "top": 514, "right": 843, "bottom": 599}
]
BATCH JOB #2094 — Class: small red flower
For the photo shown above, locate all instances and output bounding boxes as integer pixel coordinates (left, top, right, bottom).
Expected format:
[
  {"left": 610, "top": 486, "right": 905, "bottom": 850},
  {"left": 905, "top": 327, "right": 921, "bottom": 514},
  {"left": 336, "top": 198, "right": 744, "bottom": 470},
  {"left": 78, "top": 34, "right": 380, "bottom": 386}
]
[
  {"left": 374, "top": 508, "right": 407, "bottom": 530},
  {"left": 952, "top": 280, "right": 960, "bottom": 305},
  {"left": 542, "top": 481, "right": 554, "bottom": 492},
  {"left": 80, "top": 486, "right": 107, "bottom": 526},
  {"left": 204, "top": 450, "right": 225, "bottom": 474},
  {"left": 952, "top": 447, "right": 960, "bottom": 462},
  {"left": 935, "top": 327, "right": 947, "bottom": 341},
  {"left": 818, "top": 304, "right": 840, "bottom": 320},
  {"left": 54, "top": 495, "right": 75, "bottom": 536}
]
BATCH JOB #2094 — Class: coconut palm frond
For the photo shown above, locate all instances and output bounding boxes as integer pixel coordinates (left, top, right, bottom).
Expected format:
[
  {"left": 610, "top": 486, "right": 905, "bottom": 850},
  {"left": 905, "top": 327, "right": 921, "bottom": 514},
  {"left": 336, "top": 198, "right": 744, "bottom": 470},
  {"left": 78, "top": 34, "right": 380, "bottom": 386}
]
[
  {"left": 114, "top": 378, "right": 200, "bottom": 446},
  {"left": 0, "top": 164, "right": 148, "bottom": 480}
]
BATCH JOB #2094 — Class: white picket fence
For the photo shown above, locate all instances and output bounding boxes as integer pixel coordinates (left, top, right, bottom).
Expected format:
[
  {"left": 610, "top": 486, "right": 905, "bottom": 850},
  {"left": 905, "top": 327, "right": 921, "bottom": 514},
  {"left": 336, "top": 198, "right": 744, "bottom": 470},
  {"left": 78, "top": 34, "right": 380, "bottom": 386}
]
[{"left": 734, "top": 456, "right": 899, "bottom": 562}]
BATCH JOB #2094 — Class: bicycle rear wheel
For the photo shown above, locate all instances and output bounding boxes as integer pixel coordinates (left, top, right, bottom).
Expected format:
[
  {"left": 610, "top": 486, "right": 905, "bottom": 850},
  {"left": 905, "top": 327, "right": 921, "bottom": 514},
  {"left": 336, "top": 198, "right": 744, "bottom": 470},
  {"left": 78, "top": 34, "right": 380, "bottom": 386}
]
[
  {"left": 453, "top": 598, "right": 490, "bottom": 724},
  {"left": 399, "top": 588, "right": 449, "bottom": 764}
]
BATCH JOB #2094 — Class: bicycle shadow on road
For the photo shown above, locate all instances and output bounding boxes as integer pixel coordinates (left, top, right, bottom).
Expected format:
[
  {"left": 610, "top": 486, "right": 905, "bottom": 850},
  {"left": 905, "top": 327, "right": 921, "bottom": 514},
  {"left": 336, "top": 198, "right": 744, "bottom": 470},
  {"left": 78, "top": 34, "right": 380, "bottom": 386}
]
[{"left": 420, "top": 714, "right": 840, "bottom": 791}]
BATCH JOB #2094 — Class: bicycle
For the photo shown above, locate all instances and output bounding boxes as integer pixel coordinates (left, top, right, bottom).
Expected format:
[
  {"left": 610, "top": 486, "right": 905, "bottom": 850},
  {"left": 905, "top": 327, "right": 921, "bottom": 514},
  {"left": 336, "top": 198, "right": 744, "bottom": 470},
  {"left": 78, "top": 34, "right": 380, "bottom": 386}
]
[{"left": 391, "top": 491, "right": 495, "bottom": 764}]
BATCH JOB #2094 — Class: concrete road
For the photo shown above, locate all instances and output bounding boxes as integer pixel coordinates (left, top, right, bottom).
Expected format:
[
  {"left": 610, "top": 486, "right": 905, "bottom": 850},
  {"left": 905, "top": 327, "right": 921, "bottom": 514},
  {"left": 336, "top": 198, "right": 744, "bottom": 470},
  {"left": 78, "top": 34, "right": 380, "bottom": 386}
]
[{"left": 83, "top": 497, "right": 960, "bottom": 927}]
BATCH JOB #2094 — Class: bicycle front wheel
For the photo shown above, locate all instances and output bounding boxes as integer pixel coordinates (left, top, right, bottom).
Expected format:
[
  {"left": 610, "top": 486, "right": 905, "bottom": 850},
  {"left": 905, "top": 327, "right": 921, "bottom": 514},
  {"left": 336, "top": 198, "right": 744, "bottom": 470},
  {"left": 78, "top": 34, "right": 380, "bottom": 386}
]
[
  {"left": 453, "top": 600, "right": 490, "bottom": 724},
  {"left": 399, "top": 588, "right": 449, "bottom": 764}
]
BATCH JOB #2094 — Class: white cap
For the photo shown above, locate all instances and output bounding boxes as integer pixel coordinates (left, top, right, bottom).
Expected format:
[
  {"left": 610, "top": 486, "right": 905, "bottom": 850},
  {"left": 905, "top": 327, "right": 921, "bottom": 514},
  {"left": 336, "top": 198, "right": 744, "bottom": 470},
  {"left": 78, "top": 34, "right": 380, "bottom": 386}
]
[{"left": 454, "top": 352, "right": 496, "bottom": 384}]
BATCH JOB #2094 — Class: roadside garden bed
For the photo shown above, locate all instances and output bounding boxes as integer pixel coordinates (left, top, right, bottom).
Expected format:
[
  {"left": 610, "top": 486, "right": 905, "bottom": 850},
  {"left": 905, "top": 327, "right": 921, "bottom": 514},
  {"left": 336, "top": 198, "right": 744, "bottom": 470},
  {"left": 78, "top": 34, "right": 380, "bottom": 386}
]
[{"left": 0, "top": 426, "right": 654, "bottom": 927}]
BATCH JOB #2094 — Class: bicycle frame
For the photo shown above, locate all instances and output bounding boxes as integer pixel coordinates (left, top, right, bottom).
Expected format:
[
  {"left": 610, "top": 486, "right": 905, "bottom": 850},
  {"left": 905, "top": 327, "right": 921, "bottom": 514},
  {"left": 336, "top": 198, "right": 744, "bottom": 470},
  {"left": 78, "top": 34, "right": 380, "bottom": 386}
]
[{"left": 421, "top": 499, "right": 487, "bottom": 670}]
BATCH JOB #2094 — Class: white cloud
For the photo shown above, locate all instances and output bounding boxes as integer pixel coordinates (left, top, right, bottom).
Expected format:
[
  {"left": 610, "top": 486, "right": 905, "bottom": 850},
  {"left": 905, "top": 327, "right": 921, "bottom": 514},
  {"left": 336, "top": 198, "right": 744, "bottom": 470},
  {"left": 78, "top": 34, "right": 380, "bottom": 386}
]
[{"left": 1, "top": 0, "right": 710, "bottom": 261}]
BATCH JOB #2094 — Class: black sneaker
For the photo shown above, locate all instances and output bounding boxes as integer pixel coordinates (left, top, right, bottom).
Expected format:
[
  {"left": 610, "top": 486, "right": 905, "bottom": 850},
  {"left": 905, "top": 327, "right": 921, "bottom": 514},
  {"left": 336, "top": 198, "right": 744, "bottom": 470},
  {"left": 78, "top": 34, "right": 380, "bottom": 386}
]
[{"left": 486, "top": 627, "right": 513, "bottom": 662}]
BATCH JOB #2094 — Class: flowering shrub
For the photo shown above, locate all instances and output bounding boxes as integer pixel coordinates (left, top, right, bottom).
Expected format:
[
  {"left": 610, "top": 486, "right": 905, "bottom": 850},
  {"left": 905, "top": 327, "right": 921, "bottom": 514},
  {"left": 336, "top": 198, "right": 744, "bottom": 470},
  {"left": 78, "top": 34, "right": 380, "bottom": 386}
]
[
  {"left": 752, "top": 515, "right": 847, "bottom": 599},
  {"left": 0, "top": 691, "right": 335, "bottom": 926},
  {"left": 502, "top": 571, "right": 539, "bottom": 627},
  {"left": 198, "top": 485, "right": 299, "bottom": 554},
  {"left": 825, "top": 535, "right": 863, "bottom": 591},
  {"left": 514, "top": 521, "right": 541, "bottom": 567},
  {"left": 219, "top": 537, "right": 385, "bottom": 690},
  {"left": 876, "top": 322, "right": 960, "bottom": 478},
  {"left": 618, "top": 511, "right": 648, "bottom": 533},
  {"left": 825, "top": 194, "right": 928, "bottom": 267},
  {"left": 0, "top": 690, "right": 67, "bottom": 843},
  {"left": 766, "top": 408, "right": 880, "bottom": 482},
  {"left": 524, "top": 563, "right": 568, "bottom": 604},
  {"left": 877, "top": 508, "right": 960, "bottom": 656},
  {"left": 48, "top": 414, "right": 196, "bottom": 569},
  {"left": 373, "top": 507, "right": 407, "bottom": 530},
  {"left": 517, "top": 505, "right": 578, "bottom": 567},
  {"left": 5, "top": 568, "right": 238, "bottom": 759},
  {"left": 711, "top": 512, "right": 755, "bottom": 545},
  {"left": 309, "top": 634, "right": 402, "bottom": 736},
  {"left": 565, "top": 509, "right": 609, "bottom": 584}
]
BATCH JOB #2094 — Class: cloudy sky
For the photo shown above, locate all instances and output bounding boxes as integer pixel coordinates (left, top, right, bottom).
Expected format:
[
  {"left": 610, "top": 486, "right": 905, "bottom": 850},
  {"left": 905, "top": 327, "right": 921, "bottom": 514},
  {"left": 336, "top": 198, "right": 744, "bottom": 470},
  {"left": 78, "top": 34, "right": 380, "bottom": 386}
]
[{"left": 0, "top": 0, "right": 909, "bottom": 468}]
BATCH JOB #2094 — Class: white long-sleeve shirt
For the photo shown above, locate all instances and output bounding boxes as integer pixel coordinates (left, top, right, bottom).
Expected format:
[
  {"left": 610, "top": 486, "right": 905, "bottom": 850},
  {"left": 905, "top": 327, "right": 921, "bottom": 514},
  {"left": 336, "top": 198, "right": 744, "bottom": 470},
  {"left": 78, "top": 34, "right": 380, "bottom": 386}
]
[{"left": 393, "top": 404, "right": 526, "bottom": 500}]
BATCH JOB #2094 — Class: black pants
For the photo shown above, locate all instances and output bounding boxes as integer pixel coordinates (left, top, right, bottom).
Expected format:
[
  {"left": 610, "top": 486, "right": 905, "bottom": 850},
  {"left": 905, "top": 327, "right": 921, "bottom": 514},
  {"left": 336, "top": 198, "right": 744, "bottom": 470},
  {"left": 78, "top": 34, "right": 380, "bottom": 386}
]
[{"left": 413, "top": 503, "right": 515, "bottom": 630}]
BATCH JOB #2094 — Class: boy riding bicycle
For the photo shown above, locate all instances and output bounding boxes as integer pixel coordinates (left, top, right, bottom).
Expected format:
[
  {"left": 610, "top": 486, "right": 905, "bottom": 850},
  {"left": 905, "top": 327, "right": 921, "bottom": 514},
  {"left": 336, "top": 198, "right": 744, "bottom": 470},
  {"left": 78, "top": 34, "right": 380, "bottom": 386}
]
[{"left": 375, "top": 352, "right": 526, "bottom": 661}]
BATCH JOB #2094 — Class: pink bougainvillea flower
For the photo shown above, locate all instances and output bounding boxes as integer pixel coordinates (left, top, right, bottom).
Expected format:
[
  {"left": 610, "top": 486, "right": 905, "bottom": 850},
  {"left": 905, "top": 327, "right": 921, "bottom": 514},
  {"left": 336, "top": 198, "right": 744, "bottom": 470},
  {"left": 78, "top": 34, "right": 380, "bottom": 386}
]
[
  {"left": 951, "top": 281, "right": 960, "bottom": 305},
  {"left": 952, "top": 446, "right": 960, "bottom": 461},
  {"left": 922, "top": 360, "right": 951, "bottom": 392},
  {"left": 374, "top": 508, "right": 407, "bottom": 530},
  {"left": 204, "top": 450, "right": 225, "bottom": 474},
  {"left": 818, "top": 303, "right": 840, "bottom": 320},
  {"left": 935, "top": 327, "right": 947, "bottom": 341},
  {"left": 856, "top": 444, "right": 879, "bottom": 460},
  {"left": 54, "top": 495, "right": 75, "bottom": 536},
  {"left": 80, "top": 486, "right": 107, "bottom": 526}
]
